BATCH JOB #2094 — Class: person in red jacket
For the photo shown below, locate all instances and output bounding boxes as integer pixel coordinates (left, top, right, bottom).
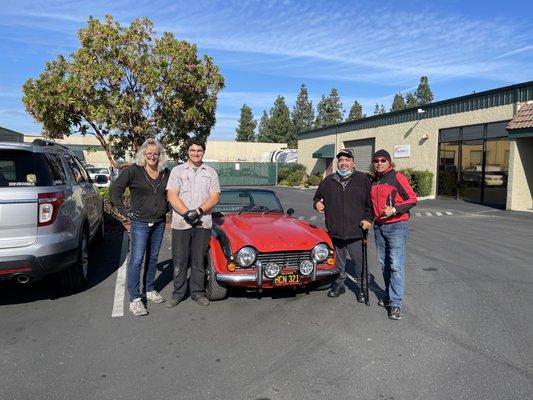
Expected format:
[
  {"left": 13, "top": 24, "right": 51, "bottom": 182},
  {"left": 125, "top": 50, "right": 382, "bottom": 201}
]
[{"left": 370, "top": 149, "right": 417, "bottom": 320}]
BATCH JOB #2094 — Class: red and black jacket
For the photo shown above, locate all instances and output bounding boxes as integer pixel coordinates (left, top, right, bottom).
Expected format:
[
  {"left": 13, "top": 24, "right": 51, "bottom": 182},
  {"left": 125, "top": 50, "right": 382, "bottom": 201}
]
[{"left": 371, "top": 168, "right": 417, "bottom": 225}]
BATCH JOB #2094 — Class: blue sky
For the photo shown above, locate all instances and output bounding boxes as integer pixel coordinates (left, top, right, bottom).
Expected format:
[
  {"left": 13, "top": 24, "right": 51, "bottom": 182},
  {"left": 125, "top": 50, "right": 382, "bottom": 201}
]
[{"left": 1, "top": 0, "right": 532, "bottom": 140}]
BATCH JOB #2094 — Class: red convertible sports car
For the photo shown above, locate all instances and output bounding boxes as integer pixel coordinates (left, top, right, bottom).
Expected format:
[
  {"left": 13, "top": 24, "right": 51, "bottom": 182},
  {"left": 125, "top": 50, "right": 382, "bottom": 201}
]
[{"left": 205, "top": 188, "right": 338, "bottom": 300}]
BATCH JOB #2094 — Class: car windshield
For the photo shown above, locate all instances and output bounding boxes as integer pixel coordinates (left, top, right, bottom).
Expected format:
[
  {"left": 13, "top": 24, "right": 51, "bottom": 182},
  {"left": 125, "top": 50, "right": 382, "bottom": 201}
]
[{"left": 214, "top": 190, "right": 283, "bottom": 213}]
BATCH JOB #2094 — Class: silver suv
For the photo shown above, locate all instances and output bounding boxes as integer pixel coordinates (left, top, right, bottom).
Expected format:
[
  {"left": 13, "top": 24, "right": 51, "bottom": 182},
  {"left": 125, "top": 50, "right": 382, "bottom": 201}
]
[{"left": 0, "top": 139, "right": 104, "bottom": 289}]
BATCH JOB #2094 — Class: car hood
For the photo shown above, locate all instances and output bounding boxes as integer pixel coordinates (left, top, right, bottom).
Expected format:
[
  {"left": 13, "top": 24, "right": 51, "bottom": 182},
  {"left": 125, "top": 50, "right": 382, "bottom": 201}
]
[{"left": 217, "top": 213, "right": 331, "bottom": 253}]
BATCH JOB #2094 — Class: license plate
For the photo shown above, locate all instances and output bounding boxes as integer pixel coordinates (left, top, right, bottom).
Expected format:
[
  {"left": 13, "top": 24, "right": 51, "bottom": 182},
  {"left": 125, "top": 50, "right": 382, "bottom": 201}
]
[{"left": 273, "top": 273, "right": 299, "bottom": 285}]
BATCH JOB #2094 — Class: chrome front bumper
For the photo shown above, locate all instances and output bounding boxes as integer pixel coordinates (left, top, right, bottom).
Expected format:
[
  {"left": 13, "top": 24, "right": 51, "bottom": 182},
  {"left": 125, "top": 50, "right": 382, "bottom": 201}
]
[{"left": 216, "top": 266, "right": 339, "bottom": 284}]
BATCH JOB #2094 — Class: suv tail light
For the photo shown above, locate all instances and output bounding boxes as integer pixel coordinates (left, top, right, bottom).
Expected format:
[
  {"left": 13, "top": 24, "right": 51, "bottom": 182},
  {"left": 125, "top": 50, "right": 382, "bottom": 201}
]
[{"left": 38, "top": 192, "right": 65, "bottom": 227}]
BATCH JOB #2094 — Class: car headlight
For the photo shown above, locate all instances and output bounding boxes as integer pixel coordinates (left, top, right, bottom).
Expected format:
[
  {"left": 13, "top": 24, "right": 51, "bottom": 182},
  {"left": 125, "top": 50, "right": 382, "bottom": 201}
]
[
  {"left": 299, "top": 260, "right": 314, "bottom": 276},
  {"left": 236, "top": 246, "right": 256, "bottom": 267},
  {"left": 311, "top": 243, "right": 329, "bottom": 263},
  {"left": 264, "top": 262, "right": 281, "bottom": 278}
]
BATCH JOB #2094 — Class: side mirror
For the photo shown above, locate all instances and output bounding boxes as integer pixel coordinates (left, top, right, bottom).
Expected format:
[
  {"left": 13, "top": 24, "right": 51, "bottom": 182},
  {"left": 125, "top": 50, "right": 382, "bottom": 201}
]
[{"left": 286, "top": 208, "right": 295, "bottom": 215}]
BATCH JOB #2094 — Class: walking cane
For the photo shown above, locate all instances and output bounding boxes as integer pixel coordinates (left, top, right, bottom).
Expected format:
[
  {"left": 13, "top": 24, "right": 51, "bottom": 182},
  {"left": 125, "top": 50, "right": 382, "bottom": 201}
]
[{"left": 362, "top": 229, "right": 370, "bottom": 306}]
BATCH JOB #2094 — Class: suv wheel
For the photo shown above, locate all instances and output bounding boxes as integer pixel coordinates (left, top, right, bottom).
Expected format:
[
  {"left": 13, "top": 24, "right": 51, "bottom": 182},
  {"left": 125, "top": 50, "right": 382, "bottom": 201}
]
[{"left": 60, "top": 230, "right": 89, "bottom": 290}]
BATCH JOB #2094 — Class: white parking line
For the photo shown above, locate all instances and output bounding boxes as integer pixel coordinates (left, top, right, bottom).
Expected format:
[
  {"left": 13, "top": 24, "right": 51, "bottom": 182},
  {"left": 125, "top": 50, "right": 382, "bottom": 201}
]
[
  {"left": 425, "top": 212, "right": 432, "bottom": 216},
  {"left": 416, "top": 212, "right": 422, "bottom": 217},
  {"left": 445, "top": 211, "right": 453, "bottom": 215},
  {"left": 435, "top": 211, "right": 443, "bottom": 216},
  {"left": 111, "top": 232, "right": 130, "bottom": 318}
]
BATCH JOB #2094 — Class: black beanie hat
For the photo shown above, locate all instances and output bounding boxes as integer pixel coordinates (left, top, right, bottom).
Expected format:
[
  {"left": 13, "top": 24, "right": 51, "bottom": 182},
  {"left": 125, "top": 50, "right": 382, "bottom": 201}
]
[{"left": 373, "top": 149, "right": 391, "bottom": 161}]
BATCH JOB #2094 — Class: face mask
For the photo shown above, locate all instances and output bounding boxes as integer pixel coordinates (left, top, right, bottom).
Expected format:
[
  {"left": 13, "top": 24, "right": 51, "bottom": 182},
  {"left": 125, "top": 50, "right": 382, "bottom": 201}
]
[{"left": 337, "top": 169, "right": 352, "bottom": 177}]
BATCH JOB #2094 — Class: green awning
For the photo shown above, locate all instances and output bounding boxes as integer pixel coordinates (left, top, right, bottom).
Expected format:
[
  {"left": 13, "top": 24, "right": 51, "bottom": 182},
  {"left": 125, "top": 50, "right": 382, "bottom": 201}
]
[{"left": 312, "top": 144, "right": 334, "bottom": 159}]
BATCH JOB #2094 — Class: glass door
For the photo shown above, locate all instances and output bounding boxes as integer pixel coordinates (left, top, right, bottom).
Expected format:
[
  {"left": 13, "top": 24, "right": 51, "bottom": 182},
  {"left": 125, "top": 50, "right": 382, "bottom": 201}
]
[
  {"left": 458, "top": 140, "right": 483, "bottom": 203},
  {"left": 438, "top": 142, "right": 459, "bottom": 197},
  {"left": 483, "top": 139, "right": 509, "bottom": 208}
]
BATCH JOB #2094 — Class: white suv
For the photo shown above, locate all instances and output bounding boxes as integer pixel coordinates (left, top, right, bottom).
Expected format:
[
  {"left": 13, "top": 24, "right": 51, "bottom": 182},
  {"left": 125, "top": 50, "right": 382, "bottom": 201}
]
[{"left": 0, "top": 139, "right": 104, "bottom": 289}]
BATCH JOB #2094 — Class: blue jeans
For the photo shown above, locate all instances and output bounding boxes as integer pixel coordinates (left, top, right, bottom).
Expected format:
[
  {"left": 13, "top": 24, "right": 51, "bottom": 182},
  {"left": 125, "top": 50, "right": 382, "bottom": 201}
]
[
  {"left": 127, "top": 220, "right": 166, "bottom": 301},
  {"left": 374, "top": 221, "right": 409, "bottom": 308}
]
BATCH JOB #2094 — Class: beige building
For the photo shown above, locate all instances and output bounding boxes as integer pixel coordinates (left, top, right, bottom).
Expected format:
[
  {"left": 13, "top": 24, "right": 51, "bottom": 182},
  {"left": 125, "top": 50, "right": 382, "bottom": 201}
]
[
  {"left": 298, "top": 81, "right": 533, "bottom": 211},
  {"left": 23, "top": 135, "right": 287, "bottom": 166}
]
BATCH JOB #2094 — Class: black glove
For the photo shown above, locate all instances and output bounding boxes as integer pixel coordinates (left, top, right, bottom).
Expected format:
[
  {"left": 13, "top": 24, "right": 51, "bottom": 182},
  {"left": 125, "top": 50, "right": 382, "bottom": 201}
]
[
  {"left": 183, "top": 209, "right": 201, "bottom": 226},
  {"left": 127, "top": 211, "right": 140, "bottom": 221}
]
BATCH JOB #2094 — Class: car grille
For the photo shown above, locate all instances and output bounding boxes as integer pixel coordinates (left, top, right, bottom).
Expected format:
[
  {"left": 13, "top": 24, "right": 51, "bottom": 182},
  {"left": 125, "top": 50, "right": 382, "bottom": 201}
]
[{"left": 256, "top": 251, "right": 311, "bottom": 266}]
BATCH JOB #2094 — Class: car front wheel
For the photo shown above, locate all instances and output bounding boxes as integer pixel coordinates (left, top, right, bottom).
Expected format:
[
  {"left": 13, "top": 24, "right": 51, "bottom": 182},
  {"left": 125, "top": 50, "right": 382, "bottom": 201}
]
[{"left": 205, "top": 253, "right": 227, "bottom": 301}]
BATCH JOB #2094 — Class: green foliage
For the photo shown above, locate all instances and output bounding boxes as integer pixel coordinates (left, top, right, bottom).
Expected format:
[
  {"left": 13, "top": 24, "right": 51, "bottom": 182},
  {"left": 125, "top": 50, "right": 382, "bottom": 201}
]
[
  {"left": 405, "top": 92, "right": 418, "bottom": 108},
  {"left": 22, "top": 15, "right": 224, "bottom": 165},
  {"left": 291, "top": 84, "right": 314, "bottom": 143},
  {"left": 277, "top": 163, "right": 307, "bottom": 186},
  {"left": 235, "top": 104, "right": 257, "bottom": 142},
  {"left": 399, "top": 169, "right": 433, "bottom": 197},
  {"left": 415, "top": 76, "right": 433, "bottom": 105},
  {"left": 306, "top": 173, "right": 323, "bottom": 187},
  {"left": 391, "top": 93, "right": 406, "bottom": 111},
  {"left": 346, "top": 100, "right": 364, "bottom": 121},
  {"left": 315, "top": 88, "right": 344, "bottom": 128},
  {"left": 257, "top": 96, "right": 291, "bottom": 144},
  {"left": 373, "top": 103, "right": 386, "bottom": 115}
]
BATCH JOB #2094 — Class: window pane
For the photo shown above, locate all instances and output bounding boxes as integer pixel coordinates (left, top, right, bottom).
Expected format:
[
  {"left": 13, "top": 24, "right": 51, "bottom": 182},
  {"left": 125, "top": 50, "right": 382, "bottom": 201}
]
[
  {"left": 463, "top": 125, "right": 484, "bottom": 140},
  {"left": 439, "top": 128, "right": 460, "bottom": 142},
  {"left": 486, "top": 121, "right": 509, "bottom": 139},
  {"left": 0, "top": 150, "right": 52, "bottom": 187},
  {"left": 462, "top": 125, "right": 484, "bottom": 140}
]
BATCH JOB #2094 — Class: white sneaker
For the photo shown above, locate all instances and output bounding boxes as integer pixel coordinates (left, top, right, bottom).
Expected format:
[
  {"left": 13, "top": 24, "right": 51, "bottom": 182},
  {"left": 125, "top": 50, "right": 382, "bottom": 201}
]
[
  {"left": 146, "top": 290, "right": 165, "bottom": 303},
  {"left": 129, "top": 298, "right": 148, "bottom": 316}
]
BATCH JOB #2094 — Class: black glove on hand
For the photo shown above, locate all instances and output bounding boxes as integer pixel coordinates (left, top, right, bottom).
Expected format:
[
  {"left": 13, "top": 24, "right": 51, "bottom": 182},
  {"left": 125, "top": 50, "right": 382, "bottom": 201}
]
[
  {"left": 183, "top": 209, "right": 201, "bottom": 226},
  {"left": 127, "top": 211, "right": 140, "bottom": 221}
]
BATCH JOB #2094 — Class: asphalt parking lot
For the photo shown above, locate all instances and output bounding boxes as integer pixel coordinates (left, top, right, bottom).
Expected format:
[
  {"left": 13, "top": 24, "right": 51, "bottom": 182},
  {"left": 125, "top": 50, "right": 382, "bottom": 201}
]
[{"left": 1, "top": 187, "right": 532, "bottom": 400}]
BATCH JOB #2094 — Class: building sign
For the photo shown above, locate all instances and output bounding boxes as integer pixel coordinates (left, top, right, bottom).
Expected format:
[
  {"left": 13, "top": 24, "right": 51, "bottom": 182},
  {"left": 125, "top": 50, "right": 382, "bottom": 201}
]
[{"left": 394, "top": 144, "right": 411, "bottom": 158}]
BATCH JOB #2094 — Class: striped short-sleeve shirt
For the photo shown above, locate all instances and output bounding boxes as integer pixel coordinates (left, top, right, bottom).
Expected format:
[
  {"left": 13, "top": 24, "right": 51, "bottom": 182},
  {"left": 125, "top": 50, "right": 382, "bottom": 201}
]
[{"left": 166, "top": 161, "right": 220, "bottom": 230}]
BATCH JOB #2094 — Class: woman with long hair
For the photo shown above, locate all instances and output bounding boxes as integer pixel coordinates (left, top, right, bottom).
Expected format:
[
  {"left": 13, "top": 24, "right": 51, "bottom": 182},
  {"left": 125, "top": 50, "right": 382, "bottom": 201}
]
[{"left": 110, "top": 138, "right": 170, "bottom": 317}]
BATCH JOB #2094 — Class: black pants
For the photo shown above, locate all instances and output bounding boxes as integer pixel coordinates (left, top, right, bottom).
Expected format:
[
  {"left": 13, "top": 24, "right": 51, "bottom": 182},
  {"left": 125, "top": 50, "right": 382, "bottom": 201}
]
[
  {"left": 171, "top": 227, "right": 211, "bottom": 300},
  {"left": 332, "top": 237, "right": 363, "bottom": 288}
]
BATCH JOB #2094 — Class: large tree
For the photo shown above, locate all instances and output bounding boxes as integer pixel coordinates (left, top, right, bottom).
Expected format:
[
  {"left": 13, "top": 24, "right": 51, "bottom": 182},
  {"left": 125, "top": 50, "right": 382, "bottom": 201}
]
[
  {"left": 346, "top": 100, "right": 364, "bottom": 121},
  {"left": 22, "top": 15, "right": 224, "bottom": 166},
  {"left": 405, "top": 92, "right": 418, "bottom": 108},
  {"left": 415, "top": 76, "right": 433, "bottom": 105},
  {"left": 265, "top": 96, "right": 292, "bottom": 144},
  {"left": 315, "top": 88, "right": 344, "bottom": 128},
  {"left": 235, "top": 104, "right": 256, "bottom": 142},
  {"left": 291, "top": 84, "right": 314, "bottom": 136},
  {"left": 257, "top": 110, "right": 272, "bottom": 143},
  {"left": 390, "top": 93, "right": 407, "bottom": 112}
]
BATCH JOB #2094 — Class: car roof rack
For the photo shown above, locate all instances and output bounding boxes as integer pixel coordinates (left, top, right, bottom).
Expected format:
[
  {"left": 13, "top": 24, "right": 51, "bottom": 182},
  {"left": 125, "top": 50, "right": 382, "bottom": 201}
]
[{"left": 32, "top": 138, "right": 70, "bottom": 151}]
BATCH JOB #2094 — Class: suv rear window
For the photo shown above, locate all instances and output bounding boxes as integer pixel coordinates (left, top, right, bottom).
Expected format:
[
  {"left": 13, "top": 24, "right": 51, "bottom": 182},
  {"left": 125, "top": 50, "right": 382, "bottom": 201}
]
[{"left": 0, "top": 150, "right": 60, "bottom": 187}]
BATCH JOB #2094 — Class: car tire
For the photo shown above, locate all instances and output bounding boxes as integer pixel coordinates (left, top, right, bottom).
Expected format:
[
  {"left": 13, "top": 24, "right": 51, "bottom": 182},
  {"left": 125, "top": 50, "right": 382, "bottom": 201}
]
[
  {"left": 205, "top": 253, "right": 227, "bottom": 301},
  {"left": 60, "top": 230, "right": 89, "bottom": 290}
]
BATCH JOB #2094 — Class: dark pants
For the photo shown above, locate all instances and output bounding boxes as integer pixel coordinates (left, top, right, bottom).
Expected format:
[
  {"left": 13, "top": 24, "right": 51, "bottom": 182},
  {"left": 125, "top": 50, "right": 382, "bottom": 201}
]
[
  {"left": 332, "top": 237, "right": 363, "bottom": 289},
  {"left": 127, "top": 220, "right": 166, "bottom": 301},
  {"left": 171, "top": 227, "right": 211, "bottom": 300}
]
